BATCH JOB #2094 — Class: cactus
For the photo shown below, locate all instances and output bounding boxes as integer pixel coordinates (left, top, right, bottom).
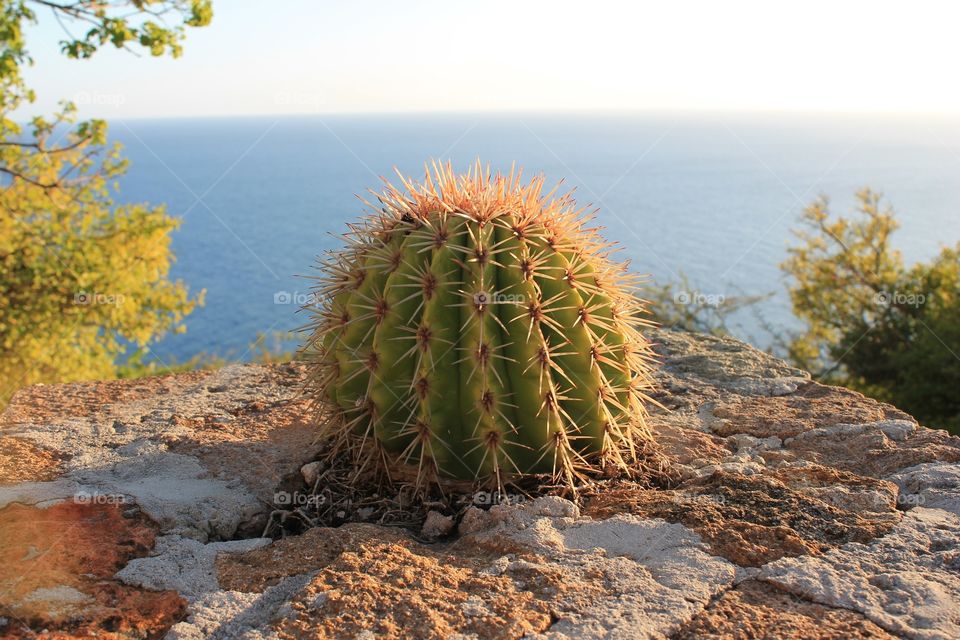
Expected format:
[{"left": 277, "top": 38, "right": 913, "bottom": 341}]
[{"left": 302, "top": 162, "right": 657, "bottom": 486}]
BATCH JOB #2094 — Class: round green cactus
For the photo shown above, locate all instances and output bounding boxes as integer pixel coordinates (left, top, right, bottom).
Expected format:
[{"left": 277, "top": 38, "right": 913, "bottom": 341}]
[{"left": 302, "top": 163, "right": 657, "bottom": 486}]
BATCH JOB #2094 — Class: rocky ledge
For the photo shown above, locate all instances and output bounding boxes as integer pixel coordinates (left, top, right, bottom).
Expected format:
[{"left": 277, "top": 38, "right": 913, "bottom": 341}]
[{"left": 2, "top": 329, "right": 960, "bottom": 639}]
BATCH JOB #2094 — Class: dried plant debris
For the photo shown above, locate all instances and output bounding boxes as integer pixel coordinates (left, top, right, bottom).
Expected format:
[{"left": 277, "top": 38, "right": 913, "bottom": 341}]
[{"left": 263, "top": 441, "right": 674, "bottom": 540}]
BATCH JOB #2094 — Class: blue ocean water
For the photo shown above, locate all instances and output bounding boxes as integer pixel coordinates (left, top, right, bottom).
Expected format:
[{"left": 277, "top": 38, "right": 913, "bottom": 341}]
[{"left": 107, "top": 112, "right": 960, "bottom": 364}]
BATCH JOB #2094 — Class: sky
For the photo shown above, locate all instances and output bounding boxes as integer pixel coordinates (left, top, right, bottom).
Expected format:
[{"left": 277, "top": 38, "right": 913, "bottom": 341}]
[{"left": 20, "top": 0, "right": 960, "bottom": 119}]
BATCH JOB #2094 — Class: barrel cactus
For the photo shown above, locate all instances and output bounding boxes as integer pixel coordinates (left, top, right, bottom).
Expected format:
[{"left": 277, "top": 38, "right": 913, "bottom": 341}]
[{"left": 303, "top": 162, "right": 657, "bottom": 487}]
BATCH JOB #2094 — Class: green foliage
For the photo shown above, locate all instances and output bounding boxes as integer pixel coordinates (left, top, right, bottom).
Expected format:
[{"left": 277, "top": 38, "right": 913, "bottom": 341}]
[
  {"left": 304, "top": 164, "right": 658, "bottom": 486},
  {"left": 782, "top": 189, "right": 960, "bottom": 432},
  {"left": 0, "top": 1, "right": 211, "bottom": 406}
]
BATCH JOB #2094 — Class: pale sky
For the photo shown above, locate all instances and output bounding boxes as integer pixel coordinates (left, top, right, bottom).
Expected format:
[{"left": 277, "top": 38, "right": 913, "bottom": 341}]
[{"left": 21, "top": 0, "right": 960, "bottom": 119}]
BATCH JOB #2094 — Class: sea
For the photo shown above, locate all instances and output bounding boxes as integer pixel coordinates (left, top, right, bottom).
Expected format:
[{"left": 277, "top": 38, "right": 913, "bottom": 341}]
[{"left": 106, "top": 111, "right": 960, "bottom": 365}]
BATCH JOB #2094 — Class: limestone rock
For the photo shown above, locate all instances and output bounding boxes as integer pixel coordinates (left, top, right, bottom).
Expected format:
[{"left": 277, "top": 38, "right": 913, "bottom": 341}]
[
  {"left": 889, "top": 462, "right": 960, "bottom": 516},
  {"left": 460, "top": 499, "right": 738, "bottom": 638},
  {"left": 676, "top": 580, "right": 900, "bottom": 639},
  {"left": 759, "top": 508, "right": 960, "bottom": 640},
  {"left": 584, "top": 466, "right": 901, "bottom": 567},
  {"left": 0, "top": 500, "right": 186, "bottom": 637},
  {"left": 457, "top": 506, "right": 492, "bottom": 536},
  {"left": 300, "top": 460, "right": 323, "bottom": 487},
  {"left": 0, "top": 363, "right": 318, "bottom": 541},
  {"left": 2, "top": 328, "right": 959, "bottom": 639},
  {"left": 421, "top": 510, "right": 455, "bottom": 538},
  {"left": 117, "top": 535, "right": 272, "bottom": 600}
]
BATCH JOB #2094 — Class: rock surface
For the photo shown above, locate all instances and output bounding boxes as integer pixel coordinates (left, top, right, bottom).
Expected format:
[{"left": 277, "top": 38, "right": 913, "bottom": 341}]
[
  {"left": 0, "top": 363, "right": 316, "bottom": 541},
  {"left": 2, "top": 329, "right": 959, "bottom": 639}
]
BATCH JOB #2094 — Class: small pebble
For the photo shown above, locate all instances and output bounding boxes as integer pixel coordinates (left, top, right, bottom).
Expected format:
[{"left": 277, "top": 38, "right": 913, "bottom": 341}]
[{"left": 421, "top": 510, "right": 455, "bottom": 538}]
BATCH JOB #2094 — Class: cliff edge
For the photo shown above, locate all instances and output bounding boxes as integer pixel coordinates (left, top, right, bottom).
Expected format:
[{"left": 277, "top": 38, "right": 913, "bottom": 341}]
[{"left": 2, "top": 329, "right": 959, "bottom": 639}]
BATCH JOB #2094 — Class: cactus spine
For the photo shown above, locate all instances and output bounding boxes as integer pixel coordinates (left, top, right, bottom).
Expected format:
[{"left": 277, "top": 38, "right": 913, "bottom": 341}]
[{"left": 303, "top": 162, "right": 657, "bottom": 486}]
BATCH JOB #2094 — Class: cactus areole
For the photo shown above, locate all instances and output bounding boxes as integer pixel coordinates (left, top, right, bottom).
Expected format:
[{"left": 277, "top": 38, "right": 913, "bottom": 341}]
[{"left": 303, "top": 162, "right": 657, "bottom": 486}]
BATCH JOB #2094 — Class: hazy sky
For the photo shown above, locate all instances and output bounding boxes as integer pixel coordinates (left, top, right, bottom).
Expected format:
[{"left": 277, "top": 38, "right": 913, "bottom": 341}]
[{"left": 21, "top": 0, "right": 960, "bottom": 119}]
